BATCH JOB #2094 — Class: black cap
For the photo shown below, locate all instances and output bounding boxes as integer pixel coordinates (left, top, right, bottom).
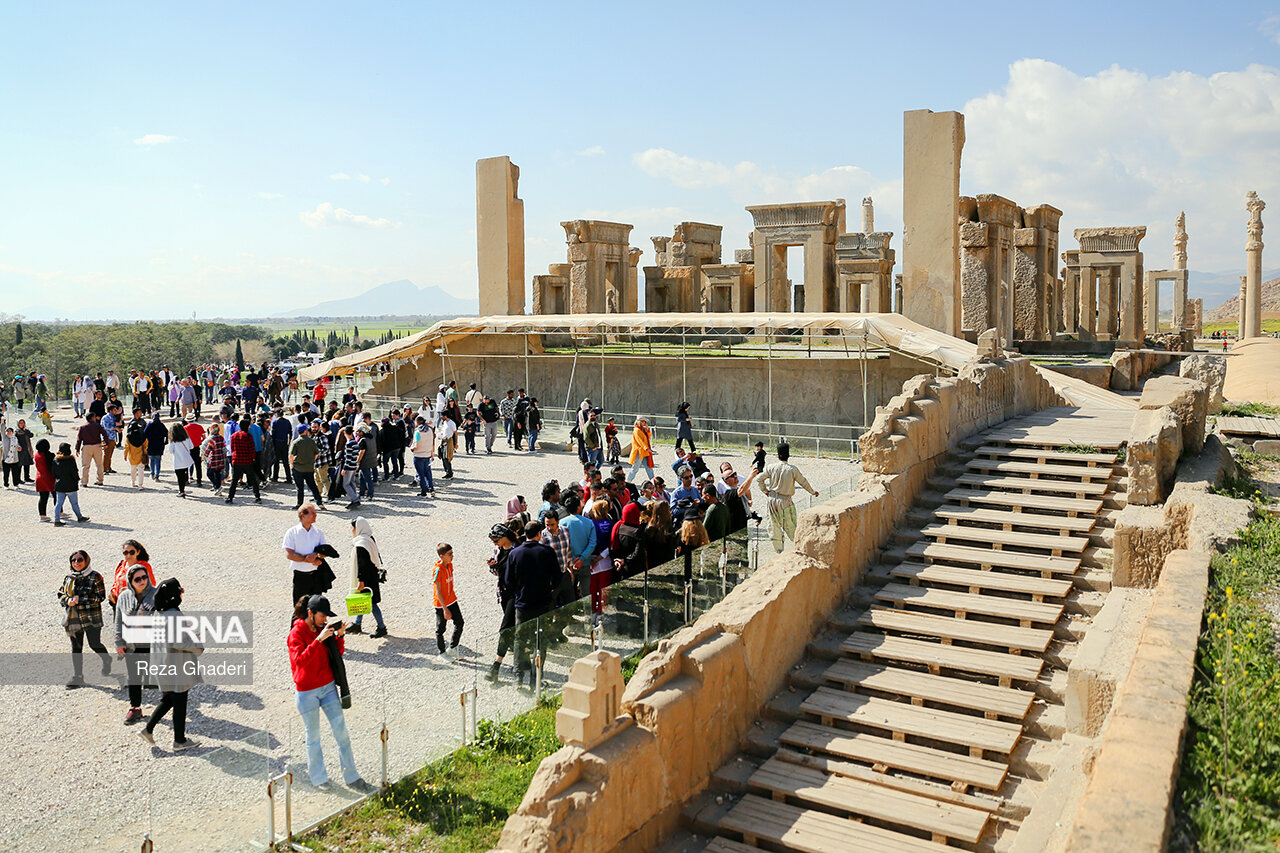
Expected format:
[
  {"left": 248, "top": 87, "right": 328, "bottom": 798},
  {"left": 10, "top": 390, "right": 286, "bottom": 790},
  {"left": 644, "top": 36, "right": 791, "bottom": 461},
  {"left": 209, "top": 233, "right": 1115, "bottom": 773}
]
[
  {"left": 489, "top": 523, "right": 512, "bottom": 540},
  {"left": 307, "top": 595, "right": 337, "bottom": 617}
]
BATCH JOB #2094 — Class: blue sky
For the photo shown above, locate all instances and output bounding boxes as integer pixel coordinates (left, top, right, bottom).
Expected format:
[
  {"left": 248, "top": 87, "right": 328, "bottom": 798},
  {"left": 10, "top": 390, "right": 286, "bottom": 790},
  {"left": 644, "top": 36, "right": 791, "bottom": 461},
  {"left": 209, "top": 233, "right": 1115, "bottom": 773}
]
[{"left": 1, "top": 1, "right": 1279, "bottom": 319}]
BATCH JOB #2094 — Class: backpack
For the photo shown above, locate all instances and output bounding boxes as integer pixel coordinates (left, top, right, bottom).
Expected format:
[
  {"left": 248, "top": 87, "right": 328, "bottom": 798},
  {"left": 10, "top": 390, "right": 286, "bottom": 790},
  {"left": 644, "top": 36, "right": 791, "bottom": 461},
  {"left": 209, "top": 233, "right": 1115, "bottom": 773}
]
[{"left": 126, "top": 422, "right": 146, "bottom": 448}]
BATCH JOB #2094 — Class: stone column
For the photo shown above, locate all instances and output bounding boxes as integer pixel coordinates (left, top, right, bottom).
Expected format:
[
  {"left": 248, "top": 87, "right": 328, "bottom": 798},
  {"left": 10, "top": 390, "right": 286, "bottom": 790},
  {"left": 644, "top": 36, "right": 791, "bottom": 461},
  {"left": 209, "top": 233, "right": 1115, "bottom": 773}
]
[
  {"left": 1097, "top": 269, "right": 1114, "bottom": 339},
  {"left": 476, "top": 156, "right": 526, "bottom": 315},
  {"left": 1119, "top": 261, "right": 1143, "bottom": 343},
  {"left": 1078, "top": 266, "right": 1096, "bottom": 337},
  {"left": 902, "top": 109, "right": 965, "bottom": 336},
  {"left": 1245, "top": 191, "right": 1266, "bottom": 338},
  {"left": 862, "top": 197, "right": 874, "bottom": 233},
  {"left": 1174, "top": 212, "right": 1187, "bottom": 271},
  {"left": 1061, "top": 270, "right": 1077, "bottom": 334},
  {"left": 1143, "top": 272, "right": 1159, "bottom": 333}
]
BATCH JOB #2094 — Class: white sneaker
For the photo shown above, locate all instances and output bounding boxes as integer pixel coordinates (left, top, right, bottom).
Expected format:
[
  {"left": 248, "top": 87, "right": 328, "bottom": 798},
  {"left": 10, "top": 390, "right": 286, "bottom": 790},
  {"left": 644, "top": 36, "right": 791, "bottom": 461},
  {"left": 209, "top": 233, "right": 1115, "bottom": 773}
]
[{"left": 437, "top": 647, "right": 453, "bottom": 660}]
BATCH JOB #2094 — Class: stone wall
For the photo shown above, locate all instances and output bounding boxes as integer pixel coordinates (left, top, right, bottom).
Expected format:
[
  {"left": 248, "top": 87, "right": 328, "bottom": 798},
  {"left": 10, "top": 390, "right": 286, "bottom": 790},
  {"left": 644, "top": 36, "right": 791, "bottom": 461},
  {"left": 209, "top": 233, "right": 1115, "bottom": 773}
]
[
  {"left": 1063, "top": 550, "right": 1211, "bottom": 853},
  {"left": 492, "top": 356, "right": 1064, "bottom": 853},
  {"left": 1108, "top": 348, "right": 1174, "bottom": 391}
]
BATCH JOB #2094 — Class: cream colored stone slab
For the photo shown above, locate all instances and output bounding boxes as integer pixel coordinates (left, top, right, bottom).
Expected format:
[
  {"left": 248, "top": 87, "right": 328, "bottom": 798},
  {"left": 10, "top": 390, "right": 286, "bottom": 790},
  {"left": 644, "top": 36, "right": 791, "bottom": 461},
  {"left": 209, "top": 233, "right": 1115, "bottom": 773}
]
[
  {"left": 902, "top": 109, "right": 964, "bottom": 336},
  {"left": 476, "top": 156, "right": 525, "bottom": 315}
]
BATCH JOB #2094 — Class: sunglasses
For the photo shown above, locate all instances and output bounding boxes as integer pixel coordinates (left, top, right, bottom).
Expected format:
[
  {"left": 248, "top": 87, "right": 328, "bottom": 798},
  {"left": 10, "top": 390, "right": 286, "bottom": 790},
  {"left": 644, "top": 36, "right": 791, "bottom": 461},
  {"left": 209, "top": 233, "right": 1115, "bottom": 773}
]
[
  {"left": 70, "top": 556, "right": 86, "bottom": 564},
  {"left": 122, "top": 549, "right": 137, "bottom": 556},
  {"left": 131, "top": 574, "right": 147, "bottom": 583}
]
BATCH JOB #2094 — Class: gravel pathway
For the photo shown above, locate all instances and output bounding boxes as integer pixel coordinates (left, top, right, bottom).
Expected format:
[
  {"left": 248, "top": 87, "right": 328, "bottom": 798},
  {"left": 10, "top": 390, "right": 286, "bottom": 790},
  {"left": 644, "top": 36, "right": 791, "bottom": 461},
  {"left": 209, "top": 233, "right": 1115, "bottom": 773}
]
[{"left": 0, "top": 412, "right": 858, "bottom": 852}]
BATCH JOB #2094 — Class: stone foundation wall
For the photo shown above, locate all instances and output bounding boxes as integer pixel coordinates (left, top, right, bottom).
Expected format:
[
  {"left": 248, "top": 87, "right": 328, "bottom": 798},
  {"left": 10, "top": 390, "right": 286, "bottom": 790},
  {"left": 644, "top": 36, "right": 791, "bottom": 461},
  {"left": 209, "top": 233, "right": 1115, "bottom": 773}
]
[
  {"left": 1109, "top": 348, "right": 1174, "bottom": 391},
  {"left": 492, "top": 356, "right": 1062, "bottom": 853}
]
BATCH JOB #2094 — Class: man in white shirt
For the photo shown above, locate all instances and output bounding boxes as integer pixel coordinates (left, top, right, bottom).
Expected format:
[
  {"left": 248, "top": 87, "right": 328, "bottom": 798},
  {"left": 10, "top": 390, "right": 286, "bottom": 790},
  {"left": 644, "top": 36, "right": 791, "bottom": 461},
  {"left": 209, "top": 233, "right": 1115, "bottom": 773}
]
[
  {"left": 282, "top": 504, "right": 329, "bottom": 608},
  {"left": 410, "top": 415, "right": 436, "bottom": 496},
  {"left": 437, "top": 413, "right": 456, "bottom": 479},
  {"left": 105, "top": 370, "right": 120, "bottom": 394},
  {"left": 756, "top": 442, "right": 818, "bottom": 551},
  {"left": 464, "top": 383, "right": 482, "bottom": 409}
]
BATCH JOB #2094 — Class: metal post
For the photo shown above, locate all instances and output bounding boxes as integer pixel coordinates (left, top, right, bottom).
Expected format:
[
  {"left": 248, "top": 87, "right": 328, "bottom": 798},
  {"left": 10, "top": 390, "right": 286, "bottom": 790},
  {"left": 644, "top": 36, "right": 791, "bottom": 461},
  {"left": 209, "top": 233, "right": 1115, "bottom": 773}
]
[
  {"left": 767, "top": 330, "right": 774, "bottom": 443},
  {"left": 524, "top": 334, "right": 530, "bottom": 396},
  {"left": 643, "top": 569, "right": 650, "bottom": 646},
  {"left": 861, "top": 329, "right": 869, "bottom": 430},
  {"left": 459, "top": 689, "right": 468, "bottom": 745},
  {"left": 681, "top": 331, "right": 687, "bottom": 402},
  {"left": 535, "top": 619, "right": 544, "bottom": 701},
  {"left": 599, "top": 333, "right": 605, "bottom": 412},
  {"left": 470, "top": 685, "right": 479, "bottom": 742},
  {"left": 380, "top": 725, "right": 389, "bottom": 789}
]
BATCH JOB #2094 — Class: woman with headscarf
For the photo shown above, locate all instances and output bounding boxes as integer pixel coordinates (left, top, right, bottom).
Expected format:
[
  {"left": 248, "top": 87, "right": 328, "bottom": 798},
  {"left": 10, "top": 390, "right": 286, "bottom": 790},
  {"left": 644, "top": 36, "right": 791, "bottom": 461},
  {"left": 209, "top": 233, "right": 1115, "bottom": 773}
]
[
  {"left": 202, "top": 422, "right": 226, "bottom": 495},
  {"left": 59, "top": 549, "right": 110, "bottom": 688},
  {"left": 628, "top": 417, "right": 654, "bottom": 482},
  {"left": 34, "top": 438, "right": 55, "bottom": 521},
  {"left": 144, "top": 413, "right": 168, "bottom": 480},
  {"left": 675, "top": 402, "right": 695, "bottom": 452},
  {"left": 110, "top": 539, "right": 156, "bottom": 608},
  {"left": 587, "top": 501, "right": 615, "bottom": 624},
  {"left": 610, "top": 502, "right": 648, "bottom": 581},
  {"left": 52, "top": 442, "right": 88, "bottom": 525},
  {"left": 13, "top": 418, "right": 33, "bottom": 482},
  {"left": 505, "top": 494, "right": 529, "bottom": 528},
  {"left": 2, "top": 426, "right": 20, "bottom": 487},
  {"left": 642, "top": 500, "right": 676, "bottom": 567},
  {"left": 168, "top": 422, "right": 194, "bottom": 498},
  {"left": 348, "top": 516, "right": 386, "bottom": 638},
  {"left": 114, "top": 565, "right": 155, "bottom": 725},
  {"left": 574, "top": 399, "right": 591, "bottom": 462},
  {"left": 137, "top": 578, "right": 201, "bottom": 751}
]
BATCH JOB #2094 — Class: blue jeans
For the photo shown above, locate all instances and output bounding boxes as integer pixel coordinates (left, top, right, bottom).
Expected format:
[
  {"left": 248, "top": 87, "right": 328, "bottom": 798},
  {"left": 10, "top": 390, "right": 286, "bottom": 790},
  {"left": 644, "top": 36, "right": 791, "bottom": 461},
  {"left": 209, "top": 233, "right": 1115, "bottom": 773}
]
[
  {"left": 503, "top": 417, "right": 512, "bottom": 443},
  {"left": 354, "top": 602, "right": 384, "bottom": 631},
  {"left": 628, "top": 458, "right": 653, "bottom": 481},
  {"left": 204, "top": 386, "right": 214, "bottom": 403},
  {"left": 342, "top": 470, "right": 360, "bottom": 502},
  {"left": 413, "top": 456, "right": 434, "bottom": 493},
  {"left": 527, "top": 428, "right": 539, "bottom": 451},
  {"left": 358, "top": 468, "right": 375, "bottom": 499},
  {"left": 588, "top": 447, "right": 603, "bottom": 468},
  {"left": 54, "top": 491, "right": 82, "bottom": 522},
  {"left": 294, "top": 682, "right": 360, "bottom": 786},
  {"left": 73, "top": 402, "right": 84, "bottom": 416},
  {"left": 148, "top": 455, "right": 162, "bottom": 478}
]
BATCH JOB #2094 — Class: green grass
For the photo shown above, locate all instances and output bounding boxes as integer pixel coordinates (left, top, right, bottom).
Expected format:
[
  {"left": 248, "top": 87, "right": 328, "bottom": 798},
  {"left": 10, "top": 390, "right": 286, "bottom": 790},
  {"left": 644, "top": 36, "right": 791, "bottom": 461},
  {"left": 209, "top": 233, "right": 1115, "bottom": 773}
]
[
  {"left": 1173, "top": 492, "right": 1280, "bottom": 849},
  {"left": 1057, "top": 443, "right": 1101, "bottom": 454},
  {"left": 621, "top": 643, "right": 658, "bottom": 683},
  {"left": 1218, "top": 401, "right": 1280, "bottom": 418},
  {"left": 301, "top": 698, "right": 561, "bottom": 853},
  {"left": 1202, "top": 318, "right": 1280, "bottom": 336}
]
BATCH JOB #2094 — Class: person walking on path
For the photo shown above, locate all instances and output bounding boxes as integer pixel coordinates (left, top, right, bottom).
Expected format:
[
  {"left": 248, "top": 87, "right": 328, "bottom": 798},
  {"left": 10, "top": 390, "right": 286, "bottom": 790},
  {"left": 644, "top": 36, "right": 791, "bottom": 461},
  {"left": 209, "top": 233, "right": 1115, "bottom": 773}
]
[
  {"left": 287, "top": 595, "right": 373, "bottom": 791},
  {"left": 675, "top": 402, "right": 695, "bottom": 451},
  {"left": 144, "top": 414, "right": 168, "bottom": 480},
  {"left": 289, "top": 425, "right": 325, "bottom": 509},
  {"left": 505, "top": 522, "right": 558, "bottom": 687},
  {"left": 479, "top": 394, "right": 499, "bottom": 454},
  {"left": 75, "top": 413, "right": 108, "bottom": 486},
  {"left": 109, "top": 539, "right": 156, "bottom": 608},
  {"left": 2, "top": 427, "right": 20, "bottom": 487},
  {"left": 339, "top": 426, "right": 364, "bottom": 510},
  {"left": 627, "top": 417, "right": 654, "bottom": 482},
  {"left": 114, "top": 565, "right": 156, "bottom": 725},
  {"left": 14, "top": 419, "right": 33, "bottom": 482},
  {"left": 437, "top": 413, "right": 456, "bottom": 479},
  {"left": 272, "top": 410, "right": 294, "bottom": 483},
  {"left": 183, "top": 416, "right": 205, "bottom": 486},
  {"left": 52, "top": 443, "right": 89, "bottom": 525},
  {"left": 100, "top": 404, "right": 120, "bottom": 474},
  {"left": 756, "top": 442, "right": 818, "bottom": 551},
  {"left": 124, "top": 420, "right": 148, "bottom": 489},
  {"left": 583, "top": 410, "right": 603, "bottom": 469},
  {"left": 34, "top": 438, "right": 55, "bottom": 520},
  {"left": 526, "top": 398, "right": 543, "bottom": 452},
  {"left": 225, "top": 418, "right": 261, "bottom": 504},
  {"left": 201, "top": 423, "right": 226, "bottom": 495},
  {"left": 498, "top": 390, "right": 517, "bottom": 447},
  {"left": 348, "top": 516, "right": 386, "bottom": 638},
  {"left": 484, "top": 524, "right": 517, "bottom": 682},
  {"left": 432, "top": 543, "right": 464, "bottom": 658},
  {"left": 284, "top": 505, "right": 330, "bottom": 607},
  {"left": 137, "top": 578, "right": 201, "bottom": 751},
  {"left": 59, "top": 549, "right": 111, "bottom": 688},
  {"left": 409, "top": 416, "right": 436, "bottom": 497},
  {"left": 168, "top": 422, "right": 194, "bottom": 498}
]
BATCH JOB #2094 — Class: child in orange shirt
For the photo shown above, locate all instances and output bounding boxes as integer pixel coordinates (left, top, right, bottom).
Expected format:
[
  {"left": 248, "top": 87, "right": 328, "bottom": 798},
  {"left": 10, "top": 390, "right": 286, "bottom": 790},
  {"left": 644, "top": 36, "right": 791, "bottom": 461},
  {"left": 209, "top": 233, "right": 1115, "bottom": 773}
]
[{"left": 433, "top": 543, "right": 464, "bottom": 658}]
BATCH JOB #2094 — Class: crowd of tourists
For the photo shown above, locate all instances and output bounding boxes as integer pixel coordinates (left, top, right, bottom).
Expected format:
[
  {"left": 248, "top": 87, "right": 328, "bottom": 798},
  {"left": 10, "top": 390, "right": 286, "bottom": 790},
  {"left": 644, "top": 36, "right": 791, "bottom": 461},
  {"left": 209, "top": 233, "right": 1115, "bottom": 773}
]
[{"left": 45, "top": 360, "right": 820, "bottom": 796}]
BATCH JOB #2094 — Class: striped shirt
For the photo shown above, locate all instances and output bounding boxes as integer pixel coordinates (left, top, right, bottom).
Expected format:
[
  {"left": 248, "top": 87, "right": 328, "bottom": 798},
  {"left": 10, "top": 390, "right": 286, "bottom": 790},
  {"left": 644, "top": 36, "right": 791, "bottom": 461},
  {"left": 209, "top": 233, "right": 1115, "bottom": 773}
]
[
  {"left": 342, "top": 437, "right": 364, "bottom": 471},
  {"left": 540, "top": 526, "right": 572, "bottom": 573}
]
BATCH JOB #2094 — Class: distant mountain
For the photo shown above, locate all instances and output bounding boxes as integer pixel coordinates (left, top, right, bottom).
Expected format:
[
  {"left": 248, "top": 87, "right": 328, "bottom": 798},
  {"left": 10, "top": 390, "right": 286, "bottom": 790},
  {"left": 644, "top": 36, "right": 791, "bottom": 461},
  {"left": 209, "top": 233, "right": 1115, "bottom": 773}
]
[
  {"left": 1205, "top": 275, "right": 1280, "bottom": 322},
  {"left": 1189, "top": 268, "right": 1280, "bottom": 315},
  {"left": 272, "top": 280, "right": 477, "bottom": 318}
]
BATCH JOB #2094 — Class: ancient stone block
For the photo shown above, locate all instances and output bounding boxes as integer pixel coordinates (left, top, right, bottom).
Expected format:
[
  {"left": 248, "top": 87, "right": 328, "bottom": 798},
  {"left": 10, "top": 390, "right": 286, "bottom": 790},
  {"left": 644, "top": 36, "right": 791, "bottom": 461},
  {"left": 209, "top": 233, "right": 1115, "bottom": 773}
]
[
  {"left": 1139, "top": 375, "right": 1208, "bottom": 454},
  {"left": 1178, "top": 353, "right": 1227, "bottom": 414},
  {"left": 902, "top": 109, "right": 964, "bottom": 335},
  {"left": 960, "top": 221, "right": 988, "bottom": 247},
  {"left": 476, "top": 156, "right": 526, "bottom": 316},
  {"left": 1127, "top": 406, "right": 1183, "bottom": 505}
]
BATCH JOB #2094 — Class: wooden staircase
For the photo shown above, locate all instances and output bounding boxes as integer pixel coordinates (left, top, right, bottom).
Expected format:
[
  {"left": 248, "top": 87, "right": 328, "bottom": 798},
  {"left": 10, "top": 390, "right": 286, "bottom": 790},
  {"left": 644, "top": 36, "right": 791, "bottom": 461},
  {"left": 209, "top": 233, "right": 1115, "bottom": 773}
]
[{"left": 665, "top": 414, "right": 1128, "bottom": 853}]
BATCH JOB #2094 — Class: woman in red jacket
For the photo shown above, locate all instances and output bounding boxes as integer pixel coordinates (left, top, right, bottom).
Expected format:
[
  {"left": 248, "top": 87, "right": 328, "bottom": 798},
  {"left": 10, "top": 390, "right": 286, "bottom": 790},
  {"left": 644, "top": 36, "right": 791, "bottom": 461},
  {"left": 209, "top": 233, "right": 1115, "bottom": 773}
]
[
  {"left": 34, "top": 439, "right": 55, "bottom": 522},
  {"left": 287, "top": 595, "right": 372, "bottom": 791}
]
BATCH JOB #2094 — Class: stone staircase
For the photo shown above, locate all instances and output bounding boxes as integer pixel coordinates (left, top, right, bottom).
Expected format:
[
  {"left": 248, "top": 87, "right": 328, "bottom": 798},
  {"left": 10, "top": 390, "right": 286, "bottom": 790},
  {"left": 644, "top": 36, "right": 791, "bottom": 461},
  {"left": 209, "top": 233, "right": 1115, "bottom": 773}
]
[{"left": 660, "top": 419, "right": 1128, "bottom": 853}]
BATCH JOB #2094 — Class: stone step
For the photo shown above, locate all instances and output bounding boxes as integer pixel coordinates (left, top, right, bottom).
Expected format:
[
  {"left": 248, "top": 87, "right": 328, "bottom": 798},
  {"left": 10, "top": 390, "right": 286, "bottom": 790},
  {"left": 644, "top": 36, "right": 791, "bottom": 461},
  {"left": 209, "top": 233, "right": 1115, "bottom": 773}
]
[
  {"left": 788, "top": 656, "right": 832, "bottom": 692},
  {"left": 654, "top": 829, "right": 716, "bottom": 853},
  {"left": 1073, "top": 567, "right": 1112, "bottom": 593},
  {"left": 904, "top": 506, "right": 936, "bottom": 528},
  {"left": 1042, "top": 639, "right": 1076, "bottom": 670},
  {"left": 743, "top": 718, "right": 790, "bottom": 759},
  {"left": 1023, "top": 701, "right": 1066, "bottom": 740},
  {"left": 804, "top": 629, "right": 847, "bottom": 661},
  {"left": 916, "top": 489, "right": 949, "bottom": 509},
  {"left": 1053, "top": 614, "right": 1092, "bottom": 643},
  {"left": 1009, "top": 736, "right": 1059, "bottom": 781},
  {"left": 682, "top": 789, "right": 736, "bottom": 837},
  {"left": 893, "top": 527, "right": 926, "bottom": 546},
  {"left": 1103, "top": 491, "right": 1128, "bottom": 510},
  {"left": 763, "top": 687, "right": 810, "bottom": 723},
  {"left": 710, "top": 754, "right": 762, "bottom": 794},
  {"left": 1033, "top": 668, "right": 1068, "bottom": 704},
  {"left": 1064, "top": 590, "right": 1107, "bottom": 617},
  {"left": 995, "top": 774, "right": 1046, "bottom": 822}
]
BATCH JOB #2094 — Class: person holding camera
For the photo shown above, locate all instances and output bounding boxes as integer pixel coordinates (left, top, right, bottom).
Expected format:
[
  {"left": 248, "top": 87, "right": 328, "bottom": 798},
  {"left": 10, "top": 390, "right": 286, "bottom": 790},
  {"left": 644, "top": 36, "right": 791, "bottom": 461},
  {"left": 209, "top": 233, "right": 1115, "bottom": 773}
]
[
  {"left": 287, "top": 595, "right": 373, "bottom": 792},
  {"left": 58, "top": 549, "right": 110, "bottom": 688}
]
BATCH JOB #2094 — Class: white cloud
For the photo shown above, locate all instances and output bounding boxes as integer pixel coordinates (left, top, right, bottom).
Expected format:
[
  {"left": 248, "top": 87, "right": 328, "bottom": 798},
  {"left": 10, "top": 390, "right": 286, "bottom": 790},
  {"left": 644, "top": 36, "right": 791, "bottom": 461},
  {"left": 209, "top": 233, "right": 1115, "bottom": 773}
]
[
  {"left": 961, "top": 59, "right": 1280, "bottom": 272},
  {"left": 1261, "top": 15, "right": 1280, "bottom": 46},
  {"left": 257, "top": 192, "right": 283, "bottom": 199},
  {"left": 380, "top": 177, "right": 391, "bottom": 186},
  {"left": 133, "top": 134, "right": 177, "bottom": 146},
  {"left": 299, "top": 202, "right": 400, "bottom": 229},
  {"left": 329, "top": 172, "right": 351, "bottom": 180},
  {"left": 357, "top": 174, "right": 371, "bottom": 183},
  {"left": 578, "top": 145, "right": 606, "bottom": 157}
]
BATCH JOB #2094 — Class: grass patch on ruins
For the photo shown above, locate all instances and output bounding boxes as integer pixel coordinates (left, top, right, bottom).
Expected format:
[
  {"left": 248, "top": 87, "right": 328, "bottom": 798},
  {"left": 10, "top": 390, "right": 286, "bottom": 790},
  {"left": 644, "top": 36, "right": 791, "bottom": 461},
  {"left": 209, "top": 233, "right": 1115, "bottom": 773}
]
[
  {"left": 1057, "top": 443, "right": 1100, "bottom": 454},
  {"left": 1217, "top": 401, "right": 1280, "bottom": 418},
  {"left": 1173, "top": 504, "right": 1280, "bottom": 849},
  {"left": 301, "top": 697, "right": 561, "bottom": 853},
  {"left": 621, "top": 643, "right": 658, "bottom": 683}
]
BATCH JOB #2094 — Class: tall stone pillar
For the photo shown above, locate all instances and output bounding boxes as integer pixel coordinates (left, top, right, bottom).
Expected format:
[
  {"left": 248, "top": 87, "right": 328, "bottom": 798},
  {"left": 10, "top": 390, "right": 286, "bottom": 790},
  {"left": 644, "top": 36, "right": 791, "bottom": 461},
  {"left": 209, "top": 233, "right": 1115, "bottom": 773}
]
[
  {"left": 1078, "top": 266, "right": 1096, "bottom": 337},
  {"left": 902, "top": 109, "right": 965, "bottom": 336},
  {"left": 476, "top": 156, "right": 526, "bottom": 315},
  {"left": 1097, "top": 270, "right": 1114, "bottom": 339},
  {"left": 1245, "top": 192, "right": 1266, "bottom": 338},
  {"left": 861, "top": 197, "right": 874, "bottom": 233},
  {"left": 1174, "top": 212, "right": 1188, "bottom": 271}
]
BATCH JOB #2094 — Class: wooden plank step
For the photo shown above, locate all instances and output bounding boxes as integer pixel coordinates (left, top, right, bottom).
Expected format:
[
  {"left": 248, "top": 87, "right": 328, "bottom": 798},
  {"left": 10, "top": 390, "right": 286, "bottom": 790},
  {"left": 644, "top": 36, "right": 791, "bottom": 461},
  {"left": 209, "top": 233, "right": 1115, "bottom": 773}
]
[
  {"left": 974, "top": 444, "right": 1117, "bottom": 465},
  {"left": 945, "top": 487, "right": 1104, "bottom": 516},
  {"left": 748, "top": 757, "right": 990, "bottom": 845},
  {"left": 890, "top": 561, "right": 1074, "bottom": 599},
  {"left": 874, "top": 583, "right": 1065, "bottom": 626},
  {"left": 935, "top": 505, "right": 1096, "bottom": 533},
  {"left": 966, "top": 458, "right": 1114, "bottom": 480},
  {"left": 841, "top": 632, "right": 1043, "bottom": 684},
  {"left": 858, "top": 608, "right": 1054, "bottom": 654},
  {"left": 956, "top": 472, "right": 1109, "bottom": 496},
  {"left": 823, "top": 658, "right": 1034, "bottom": 719},
  {"left": 920, "top": 522, "right": 1088, "bottom": 554},
  {"left": 720, "top": 793, "right": 951, "bottom": 853},
  {"left": 781, "top": 720, "right": 1008, "bottom": 791},
  {"left": 907, "top": 540, "right": 1082, "bottom": 575}
]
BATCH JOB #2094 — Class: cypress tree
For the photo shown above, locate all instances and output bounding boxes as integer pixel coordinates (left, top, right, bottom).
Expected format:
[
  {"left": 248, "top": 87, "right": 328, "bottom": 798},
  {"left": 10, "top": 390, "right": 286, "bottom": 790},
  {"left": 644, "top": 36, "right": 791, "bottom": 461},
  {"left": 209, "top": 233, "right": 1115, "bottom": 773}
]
[
  {"left": 14, "top": 323, "right": 22, "bottom": 345},
  {"left": 234, "top": 339, "right": 245, "bottom": 370}
]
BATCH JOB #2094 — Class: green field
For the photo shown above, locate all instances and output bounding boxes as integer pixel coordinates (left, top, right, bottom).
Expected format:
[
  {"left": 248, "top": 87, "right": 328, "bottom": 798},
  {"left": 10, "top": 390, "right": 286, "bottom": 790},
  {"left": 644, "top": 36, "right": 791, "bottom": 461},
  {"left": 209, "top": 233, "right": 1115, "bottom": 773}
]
[
  {"left": 1201, "top": 318, "right": 1280, "bottom": 336},
  {"left": 255, "top": 322, "right": 430, "bottom": 338}
]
